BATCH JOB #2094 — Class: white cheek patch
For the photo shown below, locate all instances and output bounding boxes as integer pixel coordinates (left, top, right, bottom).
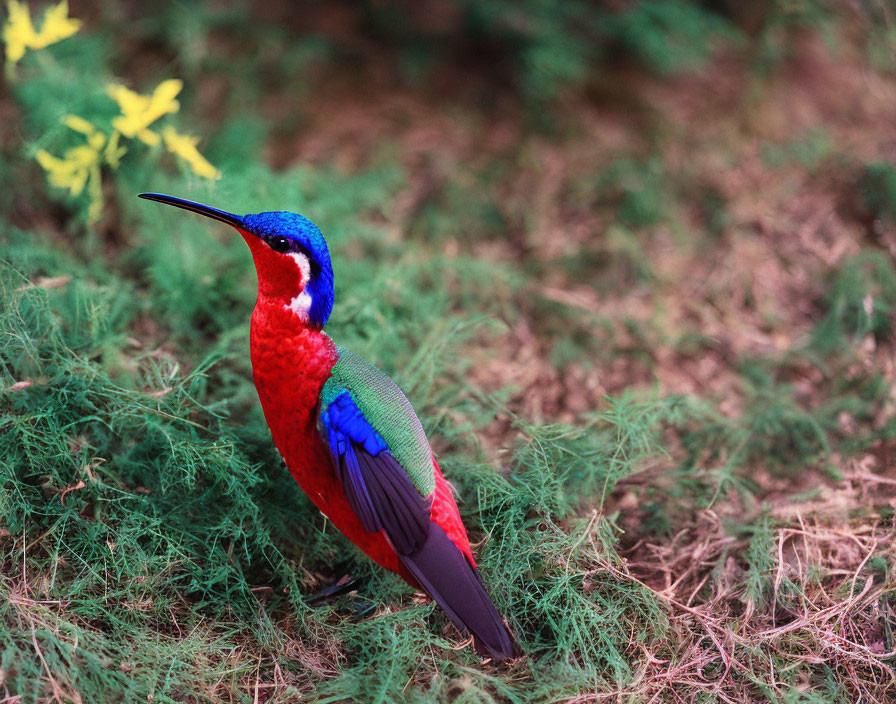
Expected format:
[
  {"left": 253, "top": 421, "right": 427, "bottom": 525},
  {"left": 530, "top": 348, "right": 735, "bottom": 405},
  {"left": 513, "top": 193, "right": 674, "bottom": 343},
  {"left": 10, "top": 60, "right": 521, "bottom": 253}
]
[{"left": 286, "top": 252, "right": 313, "bottom": 320}]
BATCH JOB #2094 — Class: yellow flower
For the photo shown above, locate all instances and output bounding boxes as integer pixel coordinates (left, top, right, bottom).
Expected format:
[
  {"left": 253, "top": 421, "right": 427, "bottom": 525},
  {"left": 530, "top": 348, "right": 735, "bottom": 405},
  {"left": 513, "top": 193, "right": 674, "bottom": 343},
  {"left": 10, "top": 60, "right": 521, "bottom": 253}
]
[
  {"left": 37, "top": 146, "right": 103, "bottom": 221},
  {"left": 3, "top": 0, "right": 34, "bottom": 63},
  {"left": 30, "top": 0, "right": 79, "bottom": 45},
  {"left": 103, "top": 129, "right": 126, "bottom": 168},
  {"left": 162, "top": 126, "right": 220, "bottom": 180},
  {"left": 3, "top": 0, "right": 81, "bottom": 65},
  {"left": 36, "top": 115, "right": 107, "bottom": 221},
  {"left": 63, "top": 114, "right": 99, "bottom": 137},
  {"left": 107, "top": 79, "right": 182, "bottom": 145},
  {"left": 36, "top": 148, "right": 88, "bottom": 195}
]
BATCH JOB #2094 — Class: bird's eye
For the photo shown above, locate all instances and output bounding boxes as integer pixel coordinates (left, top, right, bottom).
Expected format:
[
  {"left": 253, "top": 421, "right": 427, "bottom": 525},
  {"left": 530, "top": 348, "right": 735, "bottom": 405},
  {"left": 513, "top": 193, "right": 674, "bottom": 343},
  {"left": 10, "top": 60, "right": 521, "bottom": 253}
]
[{"left": 265, "top": 235, "right": 291, "bottom": 253}]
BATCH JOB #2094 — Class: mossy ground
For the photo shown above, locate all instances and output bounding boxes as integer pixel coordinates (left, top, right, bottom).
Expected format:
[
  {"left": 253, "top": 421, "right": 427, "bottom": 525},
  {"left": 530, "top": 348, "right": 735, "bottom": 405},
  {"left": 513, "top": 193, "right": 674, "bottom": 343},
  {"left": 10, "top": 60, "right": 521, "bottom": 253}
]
[{"left": 2, "top": 2, "right": 896, "bottom": 702}]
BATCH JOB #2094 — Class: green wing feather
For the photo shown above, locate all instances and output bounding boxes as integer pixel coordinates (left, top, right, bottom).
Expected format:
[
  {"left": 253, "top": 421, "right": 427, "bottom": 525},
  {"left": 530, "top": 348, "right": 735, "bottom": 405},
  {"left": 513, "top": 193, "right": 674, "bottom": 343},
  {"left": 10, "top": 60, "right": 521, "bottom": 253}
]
[{"left": 320, "top": 347, "right": 435, "bottom": 497}]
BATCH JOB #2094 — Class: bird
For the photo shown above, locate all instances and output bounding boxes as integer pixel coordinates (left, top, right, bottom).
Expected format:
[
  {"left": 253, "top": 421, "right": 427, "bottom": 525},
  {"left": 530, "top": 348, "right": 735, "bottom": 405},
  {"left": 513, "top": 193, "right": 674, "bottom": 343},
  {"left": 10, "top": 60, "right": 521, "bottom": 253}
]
[{"left": 138, "top": 192, "right": 518, "bottom": 659}]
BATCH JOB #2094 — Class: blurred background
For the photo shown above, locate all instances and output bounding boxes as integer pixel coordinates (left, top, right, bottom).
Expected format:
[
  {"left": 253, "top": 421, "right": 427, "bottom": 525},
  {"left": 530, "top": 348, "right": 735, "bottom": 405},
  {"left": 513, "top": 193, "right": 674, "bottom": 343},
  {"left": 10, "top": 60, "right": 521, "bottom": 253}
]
[{"left": 2, "top": 1, "right": 896, "bottom": 702}]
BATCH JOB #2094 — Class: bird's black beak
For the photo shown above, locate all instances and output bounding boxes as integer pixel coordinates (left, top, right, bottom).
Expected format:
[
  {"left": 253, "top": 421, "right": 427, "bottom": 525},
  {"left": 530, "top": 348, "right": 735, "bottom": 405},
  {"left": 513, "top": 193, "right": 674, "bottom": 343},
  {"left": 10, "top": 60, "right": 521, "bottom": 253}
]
[{"left": 138, "top": 193, "right": 244, "bottom": 229}]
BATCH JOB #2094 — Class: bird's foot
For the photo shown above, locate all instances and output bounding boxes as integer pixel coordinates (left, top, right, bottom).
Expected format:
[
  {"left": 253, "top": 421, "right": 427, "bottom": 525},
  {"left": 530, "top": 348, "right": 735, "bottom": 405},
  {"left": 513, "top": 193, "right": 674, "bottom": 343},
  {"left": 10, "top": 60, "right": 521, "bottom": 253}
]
[{"left": 305, "top": 573, "right": 361, "bottom": 604}]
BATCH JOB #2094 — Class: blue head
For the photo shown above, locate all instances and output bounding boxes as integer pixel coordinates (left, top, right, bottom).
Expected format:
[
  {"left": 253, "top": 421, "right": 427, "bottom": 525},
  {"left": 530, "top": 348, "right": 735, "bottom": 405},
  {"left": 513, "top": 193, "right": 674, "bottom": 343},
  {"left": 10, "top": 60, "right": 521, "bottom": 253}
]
[
  {"left": 139, "top": 193, "right": 335, "bottom": 328},
  {"left": 241, "top": 210, "right": 335, "bottom": 326}
]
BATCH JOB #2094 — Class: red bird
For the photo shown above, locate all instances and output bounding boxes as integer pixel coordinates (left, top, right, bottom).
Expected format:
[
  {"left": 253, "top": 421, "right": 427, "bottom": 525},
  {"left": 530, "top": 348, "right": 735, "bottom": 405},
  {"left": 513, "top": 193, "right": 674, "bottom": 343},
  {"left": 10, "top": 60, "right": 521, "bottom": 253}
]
[{"left": 139, "top": 193, "right": 517, "bottom": 659}]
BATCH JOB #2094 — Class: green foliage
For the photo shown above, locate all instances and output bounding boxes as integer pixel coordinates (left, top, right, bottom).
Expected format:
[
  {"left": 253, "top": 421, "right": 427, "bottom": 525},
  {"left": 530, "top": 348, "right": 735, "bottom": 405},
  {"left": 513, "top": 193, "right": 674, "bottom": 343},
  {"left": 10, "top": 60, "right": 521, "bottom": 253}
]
[
  {"left": 761, "top": 129, "right": 835, "bottom": 171},
  {"left": 598, "top": 156, "right": 671, "bottom": 229},
  {"left": 743, "top": 515, "right": 775, "bottom": 611},
  {"left": 861, "top": 162, "right": 896, "bottom": 222},
  {"left": 343, "top": 0, "right": 737, "bottom": 106},
  {"left": 407, "top": 168, "right": 509, "bottom": 246},
  {"left": 466, "top": 407, "right": 674, "bottom": 688},
  {"left": 752, "top": 0, "right": 841, "bottom": 72},
  {"left": 812, "top": 251, "right": 896, "bottom": 354},
  {"left": 1, "top": 259, "right": 316, "bottom": 701},
  {"left": 741, "top": 388, "right": 829, "bottom": 473},
  {"left": 866, "top": 24, "right": 896, "bottom": 75},
  {"left": 605, "top": 0, "right": 738, "bottom": 76},
  {"left": 666, "top": 376, "right": 830, "bottom": 507},
  {"left": 474, "top": 0, "right": 736, "bottom": 103}
]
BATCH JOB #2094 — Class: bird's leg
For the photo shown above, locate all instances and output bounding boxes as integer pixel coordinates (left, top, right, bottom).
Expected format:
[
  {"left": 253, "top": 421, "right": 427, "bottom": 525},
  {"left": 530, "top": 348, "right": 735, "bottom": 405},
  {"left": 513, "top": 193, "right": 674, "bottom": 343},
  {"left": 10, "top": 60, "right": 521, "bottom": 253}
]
[
  {"left": 305, "top": 567, "right": 377, "bottom": 616},
  {"left": 306, "top": 568, "right": 361, "bottom": 604}
]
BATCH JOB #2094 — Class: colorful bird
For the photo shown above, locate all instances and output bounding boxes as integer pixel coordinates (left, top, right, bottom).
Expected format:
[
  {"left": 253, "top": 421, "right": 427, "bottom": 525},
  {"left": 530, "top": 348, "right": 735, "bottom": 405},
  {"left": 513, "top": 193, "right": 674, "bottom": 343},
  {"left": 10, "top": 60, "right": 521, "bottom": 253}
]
[{"left": 139, "top": 193, "right": 518, "bottom": 659}]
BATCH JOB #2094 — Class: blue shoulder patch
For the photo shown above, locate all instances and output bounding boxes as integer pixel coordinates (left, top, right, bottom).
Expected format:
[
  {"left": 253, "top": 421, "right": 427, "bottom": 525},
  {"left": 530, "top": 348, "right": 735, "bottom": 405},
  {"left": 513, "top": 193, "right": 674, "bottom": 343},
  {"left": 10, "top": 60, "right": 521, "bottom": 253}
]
[{"left": 321, "top": 391, "right": 389, "bottom": 458}]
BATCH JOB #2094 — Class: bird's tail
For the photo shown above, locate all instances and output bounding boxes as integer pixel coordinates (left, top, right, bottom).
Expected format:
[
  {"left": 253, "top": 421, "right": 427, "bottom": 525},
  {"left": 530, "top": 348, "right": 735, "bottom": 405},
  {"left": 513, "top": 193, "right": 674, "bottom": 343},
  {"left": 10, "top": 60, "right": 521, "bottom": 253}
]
[{"left": 401, "top": 523, "right": 519, "bottom": 659}]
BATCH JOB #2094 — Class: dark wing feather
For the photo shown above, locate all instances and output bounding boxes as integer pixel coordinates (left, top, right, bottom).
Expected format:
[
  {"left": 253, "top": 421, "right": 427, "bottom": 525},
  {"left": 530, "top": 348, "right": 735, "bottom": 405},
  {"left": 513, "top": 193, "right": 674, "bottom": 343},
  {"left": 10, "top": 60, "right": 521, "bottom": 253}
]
[
  {"left": 353, "top": 449, "right": 430, "bottom": 555},
  {"left": 402, "top": 524, "right": 519, "bottom": 659},
  {"left": 332, "top": 441, "right": 379, "bottom": 534}
]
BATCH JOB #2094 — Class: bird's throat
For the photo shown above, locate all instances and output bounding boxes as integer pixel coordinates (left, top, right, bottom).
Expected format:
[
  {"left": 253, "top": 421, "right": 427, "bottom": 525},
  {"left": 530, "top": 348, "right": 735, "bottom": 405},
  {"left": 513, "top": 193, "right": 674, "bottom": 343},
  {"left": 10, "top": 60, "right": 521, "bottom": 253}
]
[{"left": 249, "top": 295, "right": 338, "bottom": 437}]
